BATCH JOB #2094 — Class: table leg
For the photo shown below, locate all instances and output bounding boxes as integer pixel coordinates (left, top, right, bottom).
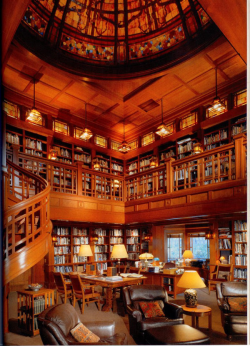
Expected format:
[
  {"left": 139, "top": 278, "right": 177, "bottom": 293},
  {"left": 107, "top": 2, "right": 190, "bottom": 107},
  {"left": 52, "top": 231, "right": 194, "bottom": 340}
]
[
  {"left": 196, "top": 316, "right": 199, "bottom": 328},
  {"left": 191, "top": 315, "right": 196, "bottom": 327},
  {"left": 102, "top": 287, "right": 113, "bottom": 312},
  {"left": 208, "top": 312, "right": 212, "bottom": 330}
]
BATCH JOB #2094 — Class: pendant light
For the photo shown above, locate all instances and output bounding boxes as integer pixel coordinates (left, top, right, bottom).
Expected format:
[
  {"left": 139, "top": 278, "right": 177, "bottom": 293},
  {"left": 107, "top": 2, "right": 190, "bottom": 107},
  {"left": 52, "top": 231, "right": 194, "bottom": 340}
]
[
  {"left": 80, "top": 103, "right": 93, "bottom": 140},
  {"left": 207, "top": 67, "right": 226, "bottom": 114},
  {"left": 193, "top": 142, "right": 203, "bottom": 154},
  {"left": 118, "top": 122, "right": 131, "bottom": 153},
  {"left": 26, "top": 78, "right": 42, "bottom": 124},
  {"left": 149, "top": 155, "right": 158, "bottom": 168},
  {"left": 155, "top": 98, "right": 170, "bottom": 137},
  {"left": 92, "top": 157, "right": 101, "bottom": 170}
]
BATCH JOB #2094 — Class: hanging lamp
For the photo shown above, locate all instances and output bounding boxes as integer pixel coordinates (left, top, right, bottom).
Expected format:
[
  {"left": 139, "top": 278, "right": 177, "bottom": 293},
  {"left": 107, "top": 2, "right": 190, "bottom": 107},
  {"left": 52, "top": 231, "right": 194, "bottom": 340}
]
[
  {"left": 92, "top": 157, "right": 101, "bottom": 170},
  {"left": 207, "top": 67, "right": 226, "bottom": 114},
  {"left": 26, "top": 78, "right": 42, "bottom": 124},
  {"left": 193, "top": 142, "right": 203, "bottom": 154},
  {"left": 118, "top": 122, "right": 131, "bottom": 153},
  {"left": 149, "top": 155, "right": 158, "bottom": 168},
  {"left": 80, "top": 103, "right": 93, "bottom": 140},
  {"left": 155, "top": 98, "right": 170, "bottom": 137}
]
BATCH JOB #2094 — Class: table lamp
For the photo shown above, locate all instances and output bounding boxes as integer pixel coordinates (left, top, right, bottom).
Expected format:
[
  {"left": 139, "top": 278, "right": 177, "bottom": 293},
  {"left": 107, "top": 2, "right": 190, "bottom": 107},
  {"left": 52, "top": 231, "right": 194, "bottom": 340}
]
[
  {"left": 177, "top": 270, "right": 206, "bottom": 307},
  {"left": 139, "top": 253, "right": 154, "bottom": 268},
  {"left": 182, "top": 250, "right": 193, "bottom": 266},
  {"left": 111, "top": 244, "right": 128, "bottom": 275},
  {"left": 78, "top": 244, "right": 93, "bottom": 258}
]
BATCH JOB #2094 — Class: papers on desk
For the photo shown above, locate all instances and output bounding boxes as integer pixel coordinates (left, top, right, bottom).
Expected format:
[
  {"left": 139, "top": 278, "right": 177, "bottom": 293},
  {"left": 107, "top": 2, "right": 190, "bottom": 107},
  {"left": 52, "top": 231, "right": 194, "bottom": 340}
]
[
  {"left": 105, "top": 276, "right": 123, "bottom": 281},
  {"left": 120, "top": 273, "right": 143, "bottom": 278}
]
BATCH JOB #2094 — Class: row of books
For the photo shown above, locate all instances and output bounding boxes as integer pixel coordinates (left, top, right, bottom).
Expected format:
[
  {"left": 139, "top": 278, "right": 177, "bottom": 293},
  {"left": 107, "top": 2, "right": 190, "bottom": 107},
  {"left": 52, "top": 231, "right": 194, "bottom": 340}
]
[
  {"left": 110, "top": 229, "right": 123, "bottom": 236},
  {"left": 204, "top": 129, "right": 227, "bottom": 145},
  {"left": 95, "top": 229, "right": 107, "bottom": 236},
  {"left": 128, "top": 253, "right": 139, "bottom": 260},
  {"left": 6, "top": 132, "right": 20, "bottom": 144},
  {"left": 54, "top": 246, "right": 70, "bottom": 254},
  {"left": 25, "top": 149, "right": 43, "bottom": 156},
  {"left": 72, "top": 228, "right": 88, "bottom": 236},
  {"left": 110, "top": 237, "right": 123, "bottom": 244},
  {"left": 26, "top": 138, "right": 43, "bottom": 150},
  {"left": 234, "top": 268, "right": 247, "bottom": 279},
  {"left": 55, "top": 237, "right": 70, "bottom": 245},
  {"left": 126, "top": 238, "right": 139, "bottom": 245},
  {"left": 54, "top": 266, "right": 73, "bottom": 273},
  {"left": 73, "top": 255, "right": 87, "bottom": 263},
  {"left": 219, "top": 238, "right": 232, "bottom": 249},
  {"left": 126, "top": 229, "right": 139, "bottom": 236},
  {"left": 235, "top": 232, "right": 247, "bottom": 242},
  {"left": 94, "top": 245, "right": 109, "bottom": 253},
  {"left": 94, "top": 254, "right": 108, "bottom": 261},
  {"left": 73, "top": 237, "right": 89, "bottom": 245},
  {"left": 54, "top": 255, "right": 69, "bottom": 264},
  {"left": 235, "top": 255, "right": 247, "bottom": 265},
  {"left": 74, "top": 153, "right": 91, "bottom": 163},
  {"left": 234, "top": 220, "right": 247, "bottom": 231},
  {"left": 54, "top": 227, "right": 70, "bottom": 235},
  {"left": 126, "top": 244, "right": 140, "bottom": 252},
  {"left": 234, "top": 243, "right": 247, "bottom": 255}
]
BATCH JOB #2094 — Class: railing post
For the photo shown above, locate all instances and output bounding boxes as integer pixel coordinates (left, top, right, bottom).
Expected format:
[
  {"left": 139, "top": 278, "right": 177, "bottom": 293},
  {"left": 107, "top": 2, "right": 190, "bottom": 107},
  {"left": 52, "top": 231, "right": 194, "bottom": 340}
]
[
  {"left": 165, "top": 157, "right": 175, "bottom": 194},
  {"left": 76, "top": 162, "right": 83, "bottom": 196},
  {"left": 234, "top": 133, "right": 246, "bottom": 180}
]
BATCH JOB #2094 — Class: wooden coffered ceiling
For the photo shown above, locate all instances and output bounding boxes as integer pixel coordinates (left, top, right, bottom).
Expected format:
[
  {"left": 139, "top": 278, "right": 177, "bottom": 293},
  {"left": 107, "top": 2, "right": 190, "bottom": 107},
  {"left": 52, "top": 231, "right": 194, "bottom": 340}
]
[{"left": 2, "top": 1, "right": 247, "bottom": 142}]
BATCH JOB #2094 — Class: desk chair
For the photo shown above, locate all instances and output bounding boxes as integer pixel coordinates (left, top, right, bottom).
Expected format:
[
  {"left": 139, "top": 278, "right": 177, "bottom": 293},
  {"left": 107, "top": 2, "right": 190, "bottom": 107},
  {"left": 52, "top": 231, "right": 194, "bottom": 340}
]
[
  {"left": 53, "top": 272, "right": 73, "bottom": 304},
  {"left": 208, "top": 264, "right": 232, "bottom": 294},
  {"left": 69, "top": 273, "right": 100, "bottom": 314}
]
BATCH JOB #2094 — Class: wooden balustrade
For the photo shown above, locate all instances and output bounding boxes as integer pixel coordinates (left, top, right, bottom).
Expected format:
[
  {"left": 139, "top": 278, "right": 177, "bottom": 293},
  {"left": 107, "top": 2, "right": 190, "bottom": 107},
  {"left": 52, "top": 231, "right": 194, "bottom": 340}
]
[
  {"left": 3, "top": 160, "right": 51, "bottom": 264},
  {"left": 9, "top": 134, "right": 247, "bottom": 203}
]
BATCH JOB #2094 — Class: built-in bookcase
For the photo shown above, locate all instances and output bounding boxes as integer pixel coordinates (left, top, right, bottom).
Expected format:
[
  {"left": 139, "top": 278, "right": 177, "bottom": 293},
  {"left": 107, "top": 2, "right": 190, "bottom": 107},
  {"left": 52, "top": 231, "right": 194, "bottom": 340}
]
[{"left": 233, "top": 220, "right": 247, "bottom": 281}]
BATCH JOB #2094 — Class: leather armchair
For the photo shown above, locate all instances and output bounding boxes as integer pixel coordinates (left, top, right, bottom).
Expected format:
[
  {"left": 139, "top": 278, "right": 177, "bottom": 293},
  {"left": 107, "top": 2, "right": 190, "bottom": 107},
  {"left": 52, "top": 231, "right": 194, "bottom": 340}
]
[
  {"left": 123, "top": 284, "right": 183, "bottom": 344},
  {"left": 38, "top": 304, "right": 127, "bottom": 345},
  {"left": 216, "top": 282, "right": 247, "bottom": 340}
]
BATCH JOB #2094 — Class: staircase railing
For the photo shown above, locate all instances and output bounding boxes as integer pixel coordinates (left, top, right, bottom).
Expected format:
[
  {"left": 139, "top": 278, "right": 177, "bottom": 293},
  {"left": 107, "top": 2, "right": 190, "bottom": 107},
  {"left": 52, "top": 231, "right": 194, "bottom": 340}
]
[{"left": 3, "top": 160, "right": 51, "bottom": 280}]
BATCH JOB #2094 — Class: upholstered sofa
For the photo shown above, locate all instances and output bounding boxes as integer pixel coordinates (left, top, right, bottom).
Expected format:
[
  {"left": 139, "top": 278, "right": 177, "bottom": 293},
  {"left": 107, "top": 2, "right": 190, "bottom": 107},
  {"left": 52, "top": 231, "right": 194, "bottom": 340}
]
[
  {"left": 216, "top": 281, "right": 247, "bottom": 340},
  {"left": 38, "top": 304, "right": 127, "bottom": 345},
  {"left": 123, "top": 284, "right": 184, "bottom": 344}
]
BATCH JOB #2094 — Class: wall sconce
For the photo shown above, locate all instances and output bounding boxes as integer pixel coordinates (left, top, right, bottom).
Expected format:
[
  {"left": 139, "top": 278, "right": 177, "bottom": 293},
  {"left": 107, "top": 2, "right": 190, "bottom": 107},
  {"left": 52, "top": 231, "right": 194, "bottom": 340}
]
[
  {"left": 49, "top": 149, "right": 58, "bottom": 160},
  {"left": 92, "top": 157, "right": 101, "bottom": 170},
  {"left": 113, "top": 179, "right": 120, "bottom": 188},
  {"left": 52, "top": 235, "right": 57, "bottom": 242},
  {"left": 193, "top": 142, "right": 203, "bottom": 154},
  {"left": 205, "top": 230, "right": 215, "bottom": 240},
  {"left": 144, "top": 232, "right": 152, "bottom": 242},
  {"left": 91, "top": 232, "right": 99, "bottom": 243},
  {"left": 149, "top": 155, "right": 158, "bottom": 168}
]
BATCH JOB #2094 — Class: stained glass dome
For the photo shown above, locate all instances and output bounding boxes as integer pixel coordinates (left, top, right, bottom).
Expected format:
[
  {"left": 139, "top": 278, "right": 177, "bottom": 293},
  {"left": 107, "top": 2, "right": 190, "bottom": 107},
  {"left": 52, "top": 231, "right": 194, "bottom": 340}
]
[{"left": 17, "top": 0, "right": 219, "bottom": 78}]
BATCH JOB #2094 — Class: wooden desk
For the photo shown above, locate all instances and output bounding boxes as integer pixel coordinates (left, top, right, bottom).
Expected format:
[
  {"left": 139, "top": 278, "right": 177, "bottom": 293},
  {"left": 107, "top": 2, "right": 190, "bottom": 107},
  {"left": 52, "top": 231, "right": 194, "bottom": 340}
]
[
  {"left": 17, "top": 288, "right": 54, "bottom": 336},
  {"left": 181, "top": 304, "right": 212, "bottom": 330},
  {"left": 80, "top": 275, "right": 146, "bottom": 312}
]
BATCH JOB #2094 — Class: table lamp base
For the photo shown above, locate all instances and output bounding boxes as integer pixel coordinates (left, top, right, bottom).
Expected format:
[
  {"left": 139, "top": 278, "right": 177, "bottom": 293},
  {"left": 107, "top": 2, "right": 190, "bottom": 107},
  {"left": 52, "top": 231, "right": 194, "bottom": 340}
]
[{"left": 184, "top": 288, "right": 197, "bottom": 308}]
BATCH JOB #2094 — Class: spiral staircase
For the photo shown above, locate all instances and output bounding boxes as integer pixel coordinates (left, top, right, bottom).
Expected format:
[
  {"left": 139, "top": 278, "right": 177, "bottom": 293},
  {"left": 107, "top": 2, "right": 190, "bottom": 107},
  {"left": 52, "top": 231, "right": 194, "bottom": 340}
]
[{"left": 3, "top": 160, "right": 52, "bottom": 332}]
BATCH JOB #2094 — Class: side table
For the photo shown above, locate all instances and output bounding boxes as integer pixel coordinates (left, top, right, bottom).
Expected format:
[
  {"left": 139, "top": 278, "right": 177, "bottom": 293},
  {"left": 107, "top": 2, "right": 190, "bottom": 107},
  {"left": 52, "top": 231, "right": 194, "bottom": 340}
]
[
  {"left": 181, "top": 304, "right": 212, "bottom": 330},
  {"left": 17, "top": 288, "right": 54, "bottom": 336}
]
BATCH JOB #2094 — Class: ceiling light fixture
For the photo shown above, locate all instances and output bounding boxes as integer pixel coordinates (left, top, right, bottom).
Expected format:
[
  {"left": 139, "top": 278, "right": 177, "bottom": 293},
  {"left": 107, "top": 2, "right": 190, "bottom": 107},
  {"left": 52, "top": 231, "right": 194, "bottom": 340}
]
[
  {"left": 208, "top": 67, "right": 226, "bottom": 114},
  {"left": 155, "top": 98, "right": 170, "bottom": 137},
  {"left": 80, "top": 103, "right": 93, "bottom": 141},
  {"left": 26, "top": 78, "right": 42, "bottom": 124},
  {"left": 118, "top": 122, "right": 131, "bottom": 153}
]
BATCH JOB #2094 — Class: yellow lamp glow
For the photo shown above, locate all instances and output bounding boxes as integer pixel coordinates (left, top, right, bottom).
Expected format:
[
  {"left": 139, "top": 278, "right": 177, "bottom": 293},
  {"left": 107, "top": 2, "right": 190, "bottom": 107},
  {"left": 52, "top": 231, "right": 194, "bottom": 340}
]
[
  {"left": 182, "top": 250, "right": 193, "bottom": 265},
  {"left": 78, "top": 244, "right": 93, "bottom": 257},
  {"left": 177, "top": 270, "right": 206, "bottom": 307},
  {"left": 111, "top": 244, "right": 128, "bottom": 275}
]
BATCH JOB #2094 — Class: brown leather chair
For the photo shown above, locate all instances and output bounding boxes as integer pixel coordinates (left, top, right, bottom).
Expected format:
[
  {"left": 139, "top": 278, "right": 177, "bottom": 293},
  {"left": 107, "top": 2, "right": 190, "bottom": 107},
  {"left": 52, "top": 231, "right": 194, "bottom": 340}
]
[
  {"left": 123, "top": 284, "right": 184, "bottom": 344},
  {"left": 216, "top": 281, "right": 247, "bottom": 340},
  {"left": 38, "top": 304, "right": 128, "bottom": 345}
]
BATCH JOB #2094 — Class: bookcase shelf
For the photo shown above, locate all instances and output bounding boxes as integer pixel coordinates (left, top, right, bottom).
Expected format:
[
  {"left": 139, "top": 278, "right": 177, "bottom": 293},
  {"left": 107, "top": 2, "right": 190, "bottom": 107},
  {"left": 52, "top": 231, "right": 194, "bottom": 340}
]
[
  {"left": 73, "top": 146, "right": 91, "bottom": 166},
  {"left": 204, "top": 122, "right": 229, "bottom": 151}
]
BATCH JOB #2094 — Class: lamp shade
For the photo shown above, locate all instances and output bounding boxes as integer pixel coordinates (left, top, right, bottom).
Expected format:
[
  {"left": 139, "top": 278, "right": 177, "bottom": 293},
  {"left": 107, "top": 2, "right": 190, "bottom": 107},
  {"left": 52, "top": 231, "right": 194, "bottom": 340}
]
[
  {"left": 111, "top": 244, "right": 128, "bottom": 259},
  {"left": 139, "top": 253, "right": 154, "bottom": 260},
  {"left": 177, "top": 271, "right": 206, "bottom": 289},
  {"left": 182, "top": 250, "right": 194, "bottom": 259},
  {"left": 78, "top": 244, "right": 93, "bottom": 257}
]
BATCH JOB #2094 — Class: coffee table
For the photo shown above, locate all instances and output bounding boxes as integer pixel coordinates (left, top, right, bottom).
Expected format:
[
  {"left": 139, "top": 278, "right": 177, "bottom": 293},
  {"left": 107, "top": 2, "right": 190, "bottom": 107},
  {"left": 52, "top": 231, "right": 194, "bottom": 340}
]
[
  {"left": 181, "top": 304, "right": 212, "bottom": 330},
  {"left": 145, "top": 324, "right": 210, "bottom": 345}
]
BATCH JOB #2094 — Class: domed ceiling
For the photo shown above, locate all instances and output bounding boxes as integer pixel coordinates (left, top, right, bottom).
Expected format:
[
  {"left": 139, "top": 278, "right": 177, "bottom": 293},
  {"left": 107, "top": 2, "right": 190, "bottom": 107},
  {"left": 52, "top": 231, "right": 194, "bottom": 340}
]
[{"left": 17, "top": 0, "right": 219, "bottom": 78}]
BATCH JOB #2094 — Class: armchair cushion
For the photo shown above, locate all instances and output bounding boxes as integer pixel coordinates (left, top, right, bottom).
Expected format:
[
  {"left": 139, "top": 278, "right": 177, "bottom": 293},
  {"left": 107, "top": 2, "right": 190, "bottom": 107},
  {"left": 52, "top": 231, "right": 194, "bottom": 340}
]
[
  {"left": 227, "top": 297, "right": 247, "bottom": 312},
  {"left": 139, "top": 301, "right": 165, "bottom": 318},
  {"left": 70, "top": 323, "right": 100, "bottom": 343}
]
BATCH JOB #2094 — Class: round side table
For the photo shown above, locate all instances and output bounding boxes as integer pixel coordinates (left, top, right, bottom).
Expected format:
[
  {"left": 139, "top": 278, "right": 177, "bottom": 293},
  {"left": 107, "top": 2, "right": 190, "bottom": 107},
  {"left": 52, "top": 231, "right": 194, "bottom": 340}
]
[{"left": 181, "top": 304, "right": 212, "bottom": 330}]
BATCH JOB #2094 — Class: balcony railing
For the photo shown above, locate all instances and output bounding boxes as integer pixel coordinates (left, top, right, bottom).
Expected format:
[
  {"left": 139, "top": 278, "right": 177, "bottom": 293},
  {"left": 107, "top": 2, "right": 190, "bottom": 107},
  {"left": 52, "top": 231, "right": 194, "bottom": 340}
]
[
  {"left": 10, "top": 134, "right": 246, "bottom": 203},
  {"left": 3, "top": 160, "right": 51, "bottom": 260}
]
